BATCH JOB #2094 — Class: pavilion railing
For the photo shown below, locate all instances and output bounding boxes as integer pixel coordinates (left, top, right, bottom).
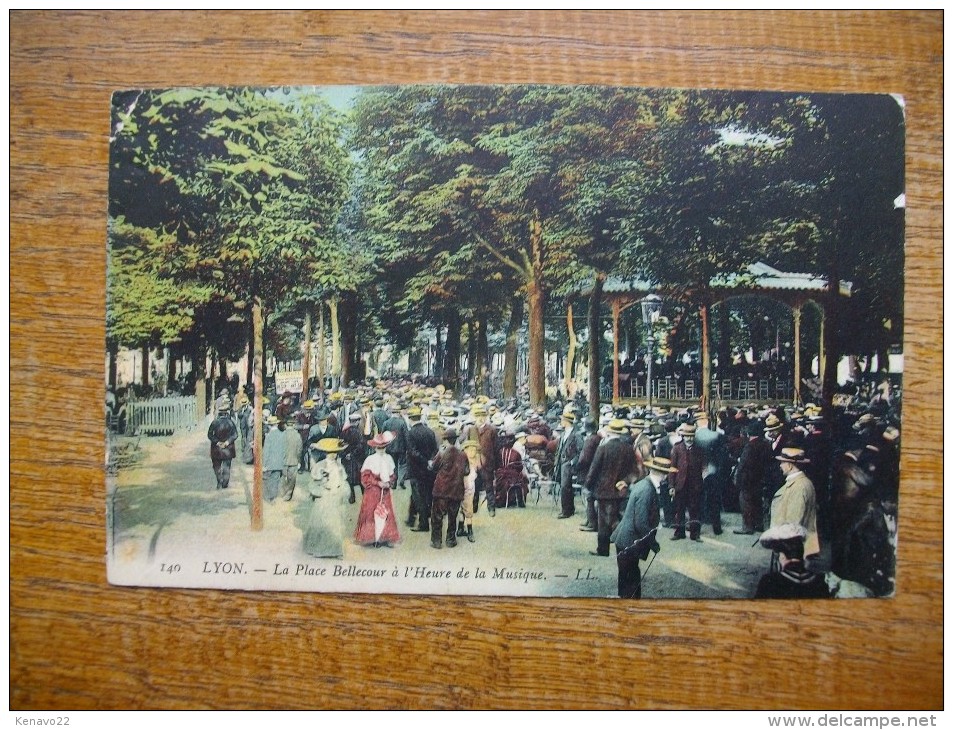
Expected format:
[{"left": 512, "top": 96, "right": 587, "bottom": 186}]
[{"left": 618, "top": 377, "right": 794, "bottom": 403}]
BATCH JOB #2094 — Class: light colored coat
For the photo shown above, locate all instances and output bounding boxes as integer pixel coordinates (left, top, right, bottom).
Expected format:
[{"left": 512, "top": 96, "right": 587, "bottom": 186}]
[{"left": 770, "top": 469, "right": 820, "bottom": 558}]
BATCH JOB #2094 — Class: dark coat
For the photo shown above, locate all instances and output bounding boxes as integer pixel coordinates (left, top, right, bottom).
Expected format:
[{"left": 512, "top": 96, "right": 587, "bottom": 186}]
[
  {"left": 553, "top": 424, "right": 584, "bottom": 475},
  {"left": 585, "top": 436, "right": 637, "bottom": 500},
  {"left": 208, "top": 415, "right": 238, "bottom": 460},
  {"left": 576, "top": 432, "right": 602, "bottom": 481},
  {"left": 671, "top": 440, "right": 705, "bottom": 495},
  {"left": 734, "top": 436, "right": 771, "bottom": 495},
  {"left": 406, "top": 422, "right": 439, "bottom": 479},
  {"left": 611, "top": 476, "right": 660, "bottom": 560},
  {"left": 372, "top": 407, "right": 390, "bottom": 434},
  {"left": 477, "top": 423, "right": 498, "bottom": 481},
  {"left": 432, "top": 445, "right": 469, "bottom": 500},
  {"left": 383, "top": 416, "right": 408, "bottom": 457}
]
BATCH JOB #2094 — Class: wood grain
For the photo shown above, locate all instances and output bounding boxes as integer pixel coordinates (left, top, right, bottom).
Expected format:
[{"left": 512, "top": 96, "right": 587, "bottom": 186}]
[{"left": 10, "top": 10, "right": 942, "bottom": 710}]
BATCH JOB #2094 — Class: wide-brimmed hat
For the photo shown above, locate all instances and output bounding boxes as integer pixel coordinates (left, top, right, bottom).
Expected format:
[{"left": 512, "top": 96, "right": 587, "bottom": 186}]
[
  {"left": 677, "top": 423, "right": 697, "bottom": 437},
  {"left": 759, "top": 523, "right": 808, "bottom": 551},
  {"left": 854, "top": 413, "right": 877, "bottom": 430},
  {"left": 764, "top": 414, "right": 784, "bottom": 432},
  {"left": 368, "top": 431, "right": 395, "bottom": 448},
  {"left": 217, "top": 399, "right": 232, "bottom": 411},
  {"left": 407, "top": 406, "right": 423, "bottom": 419},
  {"left": 443, "top": 428, "right": 459, "bottom": 443},
  {"left": 266, "top": 415, "right": 279, "bottom": 425},
  {"left": 315, "top": 437, "right": 347, "bottom": 453},
  {"left": 303, "top": 399, "right": 315, "bottom": 409},
  {"left": 561, "top": 411, "right": 576, "bottom": 423},
  {"left": 606, "top": 418, "right": 628, "bottom": 434},
  {"left": 646, "top": 456, "right": 678, "bottom": 474},
  {"left": 776, "top": 447, "right": 810, "bottom": 464}
]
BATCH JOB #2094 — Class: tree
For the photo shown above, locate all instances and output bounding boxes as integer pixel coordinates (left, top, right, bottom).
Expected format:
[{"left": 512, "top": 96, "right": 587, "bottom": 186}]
[{"left": 109, "top": 87, "right": 352, "bottom": 528}]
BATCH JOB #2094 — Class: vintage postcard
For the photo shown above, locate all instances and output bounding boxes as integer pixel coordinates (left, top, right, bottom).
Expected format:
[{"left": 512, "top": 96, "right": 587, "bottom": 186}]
[{"left": 106, "top": 85, "right": 904, "bottom": 598}]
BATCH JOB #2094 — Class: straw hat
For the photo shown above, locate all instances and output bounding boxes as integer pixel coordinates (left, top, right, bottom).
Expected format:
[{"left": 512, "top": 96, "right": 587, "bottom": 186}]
[
  {"left": 776, "top": 447, "right": 810, "bottom": 464},
  {"left": 646, "top": 456, "right": 678, "bottom": 474},
  {"left": 315, "top": 437, "right": 347, "bottom": 453},
  {"left": 606, "top": 419, "right": 628, "bottom": 434},
  {"left": 764, "top": 414, "right": 784, "bottom": 432},
  {"left": 677, "top": 423, "right": 697, "bottom": 437}
]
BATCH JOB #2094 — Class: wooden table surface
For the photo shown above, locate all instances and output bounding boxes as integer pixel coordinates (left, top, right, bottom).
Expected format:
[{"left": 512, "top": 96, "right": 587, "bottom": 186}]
[{"left": 10, "top": 10, "right": 942, "bottom": 710}]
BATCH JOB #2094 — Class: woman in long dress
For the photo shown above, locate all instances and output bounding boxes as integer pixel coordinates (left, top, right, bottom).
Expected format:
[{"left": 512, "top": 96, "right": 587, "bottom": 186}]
[
  {"left": 303, "top": 438, "right": 350, "bottom": 559},
  {"left": 354, "top": 431, "right": 401, "bottom": 547}
]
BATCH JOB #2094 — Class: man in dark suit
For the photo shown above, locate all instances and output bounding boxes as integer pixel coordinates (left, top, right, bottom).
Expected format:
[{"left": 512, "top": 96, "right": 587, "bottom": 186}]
[
  {"left": 733, "top": 422, "right": 771, "bottom": 534},
  {"left": 671, "top": 422, "right": 705, "bottom": 541},
  {"left": 208, "top": 398, "right": 239, "bottom": 490},
  {"left": 474, "top": 404, "right": 498, "bottom": 516},
  {"left": 555, "top": 411, "right": 584, "bottom": 519},
  {"left": 612, "top": 456, "right": 675, "bottom": 598},
  {"left": 584, "top": 419, "right": 636, "bottom": 556},
  {"left": 405, "top": 406, "right": 439, "bottom": 532},
  {"left": 383, "top": 403, "right": 409, "bottom": 489},
  {"left": 576, "top": 418, "right": 602, "bottom": 532}
]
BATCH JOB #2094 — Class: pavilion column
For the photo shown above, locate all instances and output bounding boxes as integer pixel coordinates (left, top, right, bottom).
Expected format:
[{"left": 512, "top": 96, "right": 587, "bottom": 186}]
[
  {"left": 792, "top": 304, "right": 802, "bottom": 405},
  {"left": 700, "top": 301, "right": 710, "bottom": 415},
  {"left": 612, "top": 299, "right": 621, "bottom": 405}
]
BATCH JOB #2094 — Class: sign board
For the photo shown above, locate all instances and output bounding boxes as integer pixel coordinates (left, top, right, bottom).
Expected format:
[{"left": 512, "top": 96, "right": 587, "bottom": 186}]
[{"left": 274, "top": 370, "right": 303, "bottom": 394}]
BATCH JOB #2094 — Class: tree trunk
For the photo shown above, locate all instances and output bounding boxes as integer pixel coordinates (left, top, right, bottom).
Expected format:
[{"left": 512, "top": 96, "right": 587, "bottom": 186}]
[
  {"left": 466, "top": 320, "right": 477, "bottom": 386},
  {"left": 301, "top": 309, "right": 312, "bottom": 399},
  {"left": 317, "top": 303, "right": 326, "bottom": 393},
  {"left": 340, "top": 291, "right": 357, "bottom": 386},
  {"left": 444, "top": 310, "right": 461, "bottom": 395},
  {"left": 564, "top": 302, "right": 577, "bottom": 398},
  {"left": 876, "top": 346, "right": 889, "bottom": 376},
  {"left": 476, "top": 313, "right": 489, "bottom": 395},
  {"left": 245, "top": 315, "right": 254, "bottom": 392},
  {"left": 848, "top": 354, "right": 862, "bottom": 381},
  {"left": 251, "top": 298, "right": 264, "bottom": 531},
  {"left": 526, "top": 214, "right": 547, "bottom": 409},
  {"left": 167, "top": 353, "right": 177, "bottom": 392},
  {"left": 503, "top": 298, "right": 523, "bottom": 399},
  {"left": 434, "top": 323, "right": 444, "bottom": 380},
  {"left": 612, "top": 299, "right": 620, "bottom": 404},
  {"left": 822, "top": 279, "right": 840, "bottom": 421},
  {"left": 717, "top": 301, "right": 731, "bottom": 378},
  {"left": 329, "top": 297, "right": 341, "bottom": 390},
  {"left": 527, "top": 278, "right": 547, "bottom": 409},
  {"left": 218, "top": 357, "right": 227, "bottom": 382},
  {"left": 700, "top": 301, "right": 711, "bottom": 417},
  {"left": 588, "top": 273, "right": 605, "bottom": 417},
  {"left": 107, "top": 342, "right": 118, "bottom": 391},
  {"left": 141, "top": 345, "right": 150, "bottom": 389},
  {"left": 194, "top": 342, "right": 207, "bottom": 421}
]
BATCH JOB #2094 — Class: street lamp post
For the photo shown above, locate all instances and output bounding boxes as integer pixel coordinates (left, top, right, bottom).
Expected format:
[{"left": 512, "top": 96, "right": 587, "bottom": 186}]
[{"left": 640, "top": 294, "right": 662, "bottom": 412}]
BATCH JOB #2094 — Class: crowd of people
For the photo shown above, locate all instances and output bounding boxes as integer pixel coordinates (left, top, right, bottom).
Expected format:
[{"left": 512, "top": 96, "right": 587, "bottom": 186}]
[{"left": 206, "top": 374, "right": 901, "bottom": 600}]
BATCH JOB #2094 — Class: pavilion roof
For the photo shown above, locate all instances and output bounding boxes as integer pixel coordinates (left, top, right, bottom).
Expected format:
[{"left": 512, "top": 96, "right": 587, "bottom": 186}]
[{"left": 597, "top": 261, "right": 852, "bottom": 300}]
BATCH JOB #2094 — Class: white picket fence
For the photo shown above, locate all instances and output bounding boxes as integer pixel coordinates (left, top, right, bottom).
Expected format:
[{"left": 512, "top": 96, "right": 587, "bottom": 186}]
[{"left": 124, "top": 396, "right": 198, "bottom": 436}]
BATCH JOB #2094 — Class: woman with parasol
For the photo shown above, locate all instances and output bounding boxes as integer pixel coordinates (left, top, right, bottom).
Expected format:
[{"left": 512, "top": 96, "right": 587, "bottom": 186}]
[
  {"left": 303, "top": 438, "right": 350, "bottom": 559},
  {"left": 354, "top": 431, "right": 401, "bottom": 548}
]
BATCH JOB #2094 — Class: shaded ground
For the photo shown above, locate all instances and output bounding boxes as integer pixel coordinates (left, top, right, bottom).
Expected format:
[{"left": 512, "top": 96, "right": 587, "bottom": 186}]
[{"left": 107, "top": 423, "right": 769, "bottom": 599}]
